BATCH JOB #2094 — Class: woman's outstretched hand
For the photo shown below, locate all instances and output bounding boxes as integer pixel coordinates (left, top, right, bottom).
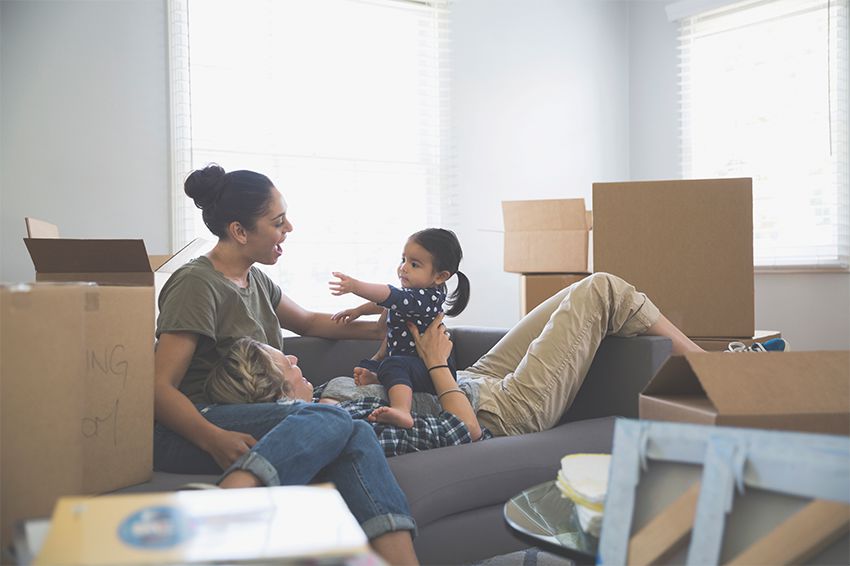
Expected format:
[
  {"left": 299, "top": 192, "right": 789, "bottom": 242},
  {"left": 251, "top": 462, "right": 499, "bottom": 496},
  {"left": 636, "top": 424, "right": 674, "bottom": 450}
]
[{"left": 408, "top": 312, "right": 452, "bottom": 368}]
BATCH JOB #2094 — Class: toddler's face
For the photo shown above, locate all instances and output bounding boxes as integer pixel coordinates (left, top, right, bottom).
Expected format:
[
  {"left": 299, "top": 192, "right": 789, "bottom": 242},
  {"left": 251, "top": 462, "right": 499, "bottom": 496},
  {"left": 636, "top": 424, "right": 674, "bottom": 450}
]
[{"left": 397, "top": 240, "right": 441, "bottom": 289}]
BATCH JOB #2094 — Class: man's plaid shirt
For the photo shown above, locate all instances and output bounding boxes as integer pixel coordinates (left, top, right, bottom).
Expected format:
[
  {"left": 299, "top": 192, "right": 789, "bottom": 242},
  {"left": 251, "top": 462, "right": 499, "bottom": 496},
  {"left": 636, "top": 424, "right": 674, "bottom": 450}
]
[{"left": 312, "top": 386, "right": 491, "bottom": 457}]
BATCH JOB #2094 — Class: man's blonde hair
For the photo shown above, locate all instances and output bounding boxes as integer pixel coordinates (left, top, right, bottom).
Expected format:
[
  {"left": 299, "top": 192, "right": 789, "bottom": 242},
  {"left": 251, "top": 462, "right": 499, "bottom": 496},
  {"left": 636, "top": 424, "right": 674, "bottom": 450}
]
[{"left": 204, "top": 337, "right": 290, "bottom": 404}]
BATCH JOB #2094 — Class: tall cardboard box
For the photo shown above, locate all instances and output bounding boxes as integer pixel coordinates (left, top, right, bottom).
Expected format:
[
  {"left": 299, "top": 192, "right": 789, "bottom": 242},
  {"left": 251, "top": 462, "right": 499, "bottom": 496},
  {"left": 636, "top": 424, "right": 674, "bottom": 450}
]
[
  {"left": 520, "top": 273, "right": 589, "bottom": 315},
  {"left": 593, "top": 178, "right": 754, "bottom": 338},
  {"left": 1, "top": 283, "right": 154, "bottom": 547},
  {"left": 639, "top": 351, "right": 850, "bottom": 435},
  {"left": 503, "top": 199, "right": 591, "bottom": 273}
]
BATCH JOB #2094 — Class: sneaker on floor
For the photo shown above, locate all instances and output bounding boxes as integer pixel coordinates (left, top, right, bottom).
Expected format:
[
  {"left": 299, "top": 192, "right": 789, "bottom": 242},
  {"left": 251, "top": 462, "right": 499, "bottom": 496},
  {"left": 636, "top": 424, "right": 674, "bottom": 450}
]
[{"left": 726, "top": 338, "right": 790, "bottom": 352}]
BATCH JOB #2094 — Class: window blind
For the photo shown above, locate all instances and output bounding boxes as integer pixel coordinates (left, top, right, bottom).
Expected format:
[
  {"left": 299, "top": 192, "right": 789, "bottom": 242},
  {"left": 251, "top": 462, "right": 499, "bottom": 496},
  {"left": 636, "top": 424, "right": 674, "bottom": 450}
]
[
  {"left": 167, "top": 0, "right": 453, "bottom": 313},
  {"left": 677, "top": 0, "right": 849, "bottom": 269}
]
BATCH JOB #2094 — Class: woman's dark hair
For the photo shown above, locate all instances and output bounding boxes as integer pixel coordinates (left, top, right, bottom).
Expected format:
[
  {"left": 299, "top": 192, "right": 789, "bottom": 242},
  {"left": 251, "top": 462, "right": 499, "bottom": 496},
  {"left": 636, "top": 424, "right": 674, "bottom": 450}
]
[
  {"left": 409, "top": 228, "right": 470, "bottom": 317},
  {"left": 184, "top": 164, "right": 275, "bottom": 239}
]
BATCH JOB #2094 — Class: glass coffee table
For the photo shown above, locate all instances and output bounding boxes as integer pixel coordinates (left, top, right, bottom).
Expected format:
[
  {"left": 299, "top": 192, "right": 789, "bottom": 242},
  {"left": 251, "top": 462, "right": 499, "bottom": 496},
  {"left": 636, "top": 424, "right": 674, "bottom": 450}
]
[{"left": 503, "top": 480, "right": 598, "bottom": 565}]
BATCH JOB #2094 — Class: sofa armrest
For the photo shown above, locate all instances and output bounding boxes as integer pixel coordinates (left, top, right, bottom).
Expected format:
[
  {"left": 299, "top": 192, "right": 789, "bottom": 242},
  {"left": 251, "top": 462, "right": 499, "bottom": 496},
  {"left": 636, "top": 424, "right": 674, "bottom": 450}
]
[{"left": 561, "top": 335, "right": 672, "bottom": 423}]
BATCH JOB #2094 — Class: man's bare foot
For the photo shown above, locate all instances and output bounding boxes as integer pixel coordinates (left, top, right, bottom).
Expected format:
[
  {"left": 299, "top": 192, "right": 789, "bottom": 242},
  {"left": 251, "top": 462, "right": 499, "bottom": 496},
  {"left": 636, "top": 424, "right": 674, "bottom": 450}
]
[
  {"left": 353, "top": 367, "right": 379, "bottom": 386},
  {"left": 368, "top": 406, "right": 414, "bottom": 429}
]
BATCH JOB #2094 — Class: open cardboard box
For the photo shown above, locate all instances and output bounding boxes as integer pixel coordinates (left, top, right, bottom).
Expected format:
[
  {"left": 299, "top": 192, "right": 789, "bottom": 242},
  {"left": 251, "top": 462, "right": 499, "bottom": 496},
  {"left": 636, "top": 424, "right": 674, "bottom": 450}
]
[
  {"left": 502, "top": 198, "right": 592, "bottom": 273},
  {"left": 0, "top": 219, "right": 210, "bottom": 546},
  {"left": 23, "top": 217, "right": 212, "bottom": 319},
  {"left": 639, "top": 351, "right": 850, "bottom": 435},
  {"left": 593, "top": 178, "right": 754, "bottom": 338},
  {"left": 24, "top": 217, "right": 210, "bottom": 288}
]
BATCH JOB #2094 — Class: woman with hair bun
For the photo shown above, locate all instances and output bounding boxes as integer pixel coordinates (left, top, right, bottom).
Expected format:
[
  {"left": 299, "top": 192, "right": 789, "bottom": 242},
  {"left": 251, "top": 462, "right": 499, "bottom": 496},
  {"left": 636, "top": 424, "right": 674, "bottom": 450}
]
[{"left": 154, "top": 164, "right": 418, "bottom": 565}]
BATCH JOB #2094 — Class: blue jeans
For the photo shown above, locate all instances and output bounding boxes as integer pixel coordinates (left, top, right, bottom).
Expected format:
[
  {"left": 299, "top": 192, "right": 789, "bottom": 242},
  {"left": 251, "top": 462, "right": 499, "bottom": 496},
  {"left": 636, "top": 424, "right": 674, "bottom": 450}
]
[{"left": 153, "top": 401, "right": 415, "bottom": 538}]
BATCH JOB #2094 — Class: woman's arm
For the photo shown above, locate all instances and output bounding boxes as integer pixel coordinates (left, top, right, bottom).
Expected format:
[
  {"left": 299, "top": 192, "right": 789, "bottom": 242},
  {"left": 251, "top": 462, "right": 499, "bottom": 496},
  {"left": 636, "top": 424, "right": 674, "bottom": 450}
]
[
  {"left": 276, "top": 292, "right": 385, "bottom": 340},
  {"left": 331, "top": 301, "right": 386, "bottom": 325},
  {"left": 154, "top": 332, "right": 257, "bottom": 469},
  {"left": 408, "top": 314, "right": 482, "bottom": 440}
]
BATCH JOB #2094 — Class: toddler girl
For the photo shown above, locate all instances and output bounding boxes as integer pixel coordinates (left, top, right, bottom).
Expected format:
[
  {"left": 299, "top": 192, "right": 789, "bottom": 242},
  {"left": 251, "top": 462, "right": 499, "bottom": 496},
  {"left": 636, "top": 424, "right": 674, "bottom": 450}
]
[{"left": 329, "top": 228, "right": 470, "bottom": 428}]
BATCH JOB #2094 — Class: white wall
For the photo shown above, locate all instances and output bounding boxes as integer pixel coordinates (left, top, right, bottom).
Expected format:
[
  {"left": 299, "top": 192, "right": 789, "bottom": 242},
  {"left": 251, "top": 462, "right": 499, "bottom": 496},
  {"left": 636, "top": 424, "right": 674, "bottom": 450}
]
[
  {"left": 451, "top": 0, "right": 630, "bottom": 327},
  {"left": 0, "top": 0, "right": 170, "bottom": 284},
  {"left": 2, "top": 0, "right": 847, "bottom": 350}
]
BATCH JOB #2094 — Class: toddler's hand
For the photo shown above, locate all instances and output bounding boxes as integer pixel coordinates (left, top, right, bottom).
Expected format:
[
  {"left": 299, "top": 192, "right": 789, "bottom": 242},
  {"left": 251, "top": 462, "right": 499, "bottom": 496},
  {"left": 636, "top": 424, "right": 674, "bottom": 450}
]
[
  {"left": 331, "top": 308, "right": 361, "bottom": 325},
  {"left": 329, "top": 272, "right": 358, "bottom": 296}
]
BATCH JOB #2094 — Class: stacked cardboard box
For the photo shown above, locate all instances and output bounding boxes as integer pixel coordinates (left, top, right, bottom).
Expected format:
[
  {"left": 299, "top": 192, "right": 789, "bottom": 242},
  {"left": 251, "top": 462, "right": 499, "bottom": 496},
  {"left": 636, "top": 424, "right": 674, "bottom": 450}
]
[
  {"left": 502, "top": 199, "right": 592, "bottom": 315},
  {"left": 592, "top": 178, "right": 754, "bottom": 340},
  {"left": 0, "top": 222, "right": 207, "bottom": 547}
]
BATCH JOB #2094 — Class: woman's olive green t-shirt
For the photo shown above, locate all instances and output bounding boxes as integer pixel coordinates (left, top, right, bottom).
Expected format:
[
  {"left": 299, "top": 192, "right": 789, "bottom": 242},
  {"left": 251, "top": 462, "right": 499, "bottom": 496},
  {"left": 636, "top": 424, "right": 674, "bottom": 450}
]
[{"left": 156, "top": 256, "right": 283, "bottom": 404}]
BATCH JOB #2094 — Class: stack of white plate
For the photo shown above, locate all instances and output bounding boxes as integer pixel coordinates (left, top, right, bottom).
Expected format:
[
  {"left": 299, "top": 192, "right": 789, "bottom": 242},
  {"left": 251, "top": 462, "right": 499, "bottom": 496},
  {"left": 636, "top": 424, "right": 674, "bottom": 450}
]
[{"left": 555, "top": 453, "right": 611, "bottom": 537}]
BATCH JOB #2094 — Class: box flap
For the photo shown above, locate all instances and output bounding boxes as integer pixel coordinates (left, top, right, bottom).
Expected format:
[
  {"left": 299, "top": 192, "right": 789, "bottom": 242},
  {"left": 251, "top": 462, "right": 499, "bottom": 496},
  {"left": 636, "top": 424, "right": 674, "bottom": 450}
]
[
  {"left": 24, "top": 239, "right": 152, "bottom": 274},
  {"left": 156, "top": 238, "right": 214, "bottom": 274},
  {"left": 25, "top": 217, "right": 59, "bottom": 238},
  {"left": 502, "top": 199, "right": 587, "bottom": 231},
  {"left": 641, "top": 355, "right": 709, "bottom": 397},
  {"left": 685, "top": 351, "right": 850, "bottom": 416}
]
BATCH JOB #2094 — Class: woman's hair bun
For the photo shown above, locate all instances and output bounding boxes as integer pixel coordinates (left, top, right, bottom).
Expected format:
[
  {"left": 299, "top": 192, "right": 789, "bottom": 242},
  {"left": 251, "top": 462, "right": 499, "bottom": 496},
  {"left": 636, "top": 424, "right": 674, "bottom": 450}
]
[{"left": 184, "top": 163, "right": 227, "bottom": 210}]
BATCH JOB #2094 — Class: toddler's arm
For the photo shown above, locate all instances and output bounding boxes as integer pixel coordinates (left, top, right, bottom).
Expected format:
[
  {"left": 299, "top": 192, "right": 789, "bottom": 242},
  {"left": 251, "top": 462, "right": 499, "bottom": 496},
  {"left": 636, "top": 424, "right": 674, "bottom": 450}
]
[{"left": 329, "top": 272, "right": 391, "bottom": 303}]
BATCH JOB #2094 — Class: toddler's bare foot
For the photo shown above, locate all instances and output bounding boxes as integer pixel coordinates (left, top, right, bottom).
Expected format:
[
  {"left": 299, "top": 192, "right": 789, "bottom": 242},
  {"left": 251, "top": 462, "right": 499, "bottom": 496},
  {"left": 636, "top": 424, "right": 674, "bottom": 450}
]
[
  {"left": 368, "top": 406, "right": 414, "bottom": 429},
  {"left": 353, "top": 367, "right": 379, "bottom": 386}
]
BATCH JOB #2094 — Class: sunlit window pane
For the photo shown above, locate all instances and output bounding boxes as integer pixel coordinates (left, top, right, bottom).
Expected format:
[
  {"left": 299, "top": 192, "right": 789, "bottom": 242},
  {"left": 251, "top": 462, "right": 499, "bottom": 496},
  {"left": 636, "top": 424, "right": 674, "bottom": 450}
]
[
  {"left": 171, "top": 0, "right": 450, "bottom": 315},
  {"left": 680, "top": 0, "right": 849, "bottom": 269}
]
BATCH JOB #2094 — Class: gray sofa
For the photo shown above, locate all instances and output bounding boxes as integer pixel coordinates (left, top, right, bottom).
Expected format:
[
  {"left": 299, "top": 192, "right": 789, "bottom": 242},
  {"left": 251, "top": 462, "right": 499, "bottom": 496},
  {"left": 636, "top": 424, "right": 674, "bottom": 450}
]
[{"left": 120, "top": 328, "right": 672, "bottom": 565}]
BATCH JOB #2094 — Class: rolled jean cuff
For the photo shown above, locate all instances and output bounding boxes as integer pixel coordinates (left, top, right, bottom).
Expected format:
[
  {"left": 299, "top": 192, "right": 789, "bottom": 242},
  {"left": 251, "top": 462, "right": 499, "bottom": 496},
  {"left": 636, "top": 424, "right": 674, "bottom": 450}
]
[
  {"left": 222, "top": 451, "right": 280, "bottom": 487},
  {"left": 360, "top": 513, "right": 417, "bottom": 540}
]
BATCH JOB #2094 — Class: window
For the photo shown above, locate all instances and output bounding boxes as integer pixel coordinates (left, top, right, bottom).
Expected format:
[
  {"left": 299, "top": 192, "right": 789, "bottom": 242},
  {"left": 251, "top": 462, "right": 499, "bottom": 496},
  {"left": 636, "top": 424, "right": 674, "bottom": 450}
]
[
  {"left": 670, "top": 0, "right": 849, "bottom": 269},
  {"left": 168, "top": 0, "right": 453, "bottom": 314}
]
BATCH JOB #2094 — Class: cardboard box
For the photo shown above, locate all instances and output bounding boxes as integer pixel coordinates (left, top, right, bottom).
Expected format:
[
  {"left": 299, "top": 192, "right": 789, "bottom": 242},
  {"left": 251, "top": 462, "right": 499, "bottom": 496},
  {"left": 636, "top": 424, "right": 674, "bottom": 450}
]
[
  {"left": 23, "top": 217, "right": 212, "bottom": 318},
  {"left": 503, "top": 198, "right": 591, "bottom": 273},
  {"left": 34, "top": 486, "right": 369, "bottom": 565},
  {"left": 520, "top": 273, "right": 589, "bottom": 316},
  {"left": 693, "top": 330, "right": 781, "bottom": 352},
  {"left": 639, "top": 351, "right": 850, "bottom": 435},
  {"left": 1, "top": 283, "right": 154, "bottom": 546},
  {"left": 0, "top": 223, "right": 211, "bottom": 546},
  {"left": 593, "top": 178, "right": 754, "bottom": 338}
]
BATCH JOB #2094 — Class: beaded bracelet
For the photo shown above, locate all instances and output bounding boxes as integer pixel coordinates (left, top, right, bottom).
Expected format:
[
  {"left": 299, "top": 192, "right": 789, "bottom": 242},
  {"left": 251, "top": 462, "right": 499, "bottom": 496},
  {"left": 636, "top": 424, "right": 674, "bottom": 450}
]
[{"left": 428, "top": 364, "right": 450, "bottom": 372}]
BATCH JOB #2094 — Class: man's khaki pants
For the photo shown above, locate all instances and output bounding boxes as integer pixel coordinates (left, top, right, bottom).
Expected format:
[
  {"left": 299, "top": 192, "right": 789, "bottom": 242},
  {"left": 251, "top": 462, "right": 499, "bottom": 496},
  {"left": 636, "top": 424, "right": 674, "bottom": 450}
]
[{"left": 460, "top": 272, "right": 661, "bottom": 436}]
